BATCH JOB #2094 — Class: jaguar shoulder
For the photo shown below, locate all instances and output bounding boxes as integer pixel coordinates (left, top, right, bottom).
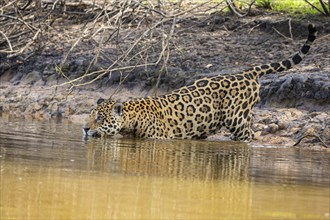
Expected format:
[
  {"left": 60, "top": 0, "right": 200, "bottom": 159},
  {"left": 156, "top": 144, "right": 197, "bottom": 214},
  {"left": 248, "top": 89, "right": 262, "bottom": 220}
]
[{"left": 83, "top": 24, "right": 317, "bottom": 141}]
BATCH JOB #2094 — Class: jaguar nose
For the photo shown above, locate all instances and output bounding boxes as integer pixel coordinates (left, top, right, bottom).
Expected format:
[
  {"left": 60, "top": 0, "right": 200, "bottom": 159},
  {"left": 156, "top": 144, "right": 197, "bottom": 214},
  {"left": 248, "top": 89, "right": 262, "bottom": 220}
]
[{"left": 83, "top": 127, "right": 90, "bottom": 135}]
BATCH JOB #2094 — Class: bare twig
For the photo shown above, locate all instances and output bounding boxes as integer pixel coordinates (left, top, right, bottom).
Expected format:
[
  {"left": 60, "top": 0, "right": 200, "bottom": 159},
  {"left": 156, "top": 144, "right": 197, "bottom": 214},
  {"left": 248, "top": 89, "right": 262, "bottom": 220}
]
[
  {"left": 0, "top": 30, "right": 13, "bottom": 51},
  {"left": 153, "top": 0, "right": 182, "bottom": 96},
  {"left": 303, "top": 0, "right": 327, "bottom": 15},
  {"left": 288, "top": 18, "right": 293, "bottom": 40},
  {"left": 53, "top": 62, "right": 161, "bottom": 89},
  {"left": 293, "top": 134, "right": 329, "bottom": 148},
  {"left": 319, "top": 0, "right": 329, "bottom": 15},
  {"left": 226, "top": 0, "right": 256, "bottom": 17},
  {"left": 7, "top": 29, "right": 41, "bottom": 58},
  {"left": 60, "top": 35, "right": 84, "bottom": 68},
  {"left": 272, "top": 26, "right": 293, "bottom": 41},
  {"left": 0, "top": 14, "right": 38, "bottom": 31},
  {"left": 248, "top": 22, "right": 264, "bottom": 34},
  {"left": 48, "top": 0, "right": 232, "bottom": 96},
  {"left": 0, "top": 0, "right": 17, "bottom": 10},
  {"left": 1, "top": 0, "right": 246, "bottom": 96}
]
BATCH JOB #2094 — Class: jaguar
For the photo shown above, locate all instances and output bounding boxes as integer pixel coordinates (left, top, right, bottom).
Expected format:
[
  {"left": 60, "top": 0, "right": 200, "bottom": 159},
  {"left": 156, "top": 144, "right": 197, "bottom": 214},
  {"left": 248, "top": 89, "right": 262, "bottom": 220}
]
[{"left": 83, "top": 24, "right": 317, "bottom": 141}]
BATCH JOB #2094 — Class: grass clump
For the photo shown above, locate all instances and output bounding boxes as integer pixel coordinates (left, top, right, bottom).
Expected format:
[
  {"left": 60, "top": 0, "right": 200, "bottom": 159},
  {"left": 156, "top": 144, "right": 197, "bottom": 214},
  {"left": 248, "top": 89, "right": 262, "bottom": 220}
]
[{"left": 255, "top": 0, "right": 325, "bottom": 15}]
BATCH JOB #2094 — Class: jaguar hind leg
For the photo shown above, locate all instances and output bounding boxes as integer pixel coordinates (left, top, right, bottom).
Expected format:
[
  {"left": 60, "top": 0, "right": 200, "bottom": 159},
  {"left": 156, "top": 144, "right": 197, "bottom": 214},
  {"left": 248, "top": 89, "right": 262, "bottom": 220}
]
[
  {"left": 230, "top": 125, "right": 254, "bottom": 142},
  {"left": 225, "top": 110, "right": 255, "bottom": 142}
]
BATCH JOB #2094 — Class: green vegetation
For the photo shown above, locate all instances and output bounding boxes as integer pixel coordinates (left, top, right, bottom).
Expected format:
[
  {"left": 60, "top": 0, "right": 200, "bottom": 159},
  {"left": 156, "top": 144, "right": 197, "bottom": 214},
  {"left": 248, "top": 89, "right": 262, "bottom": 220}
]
[{"left": 255, "top": 0, "right": 328, "bottom": 15}]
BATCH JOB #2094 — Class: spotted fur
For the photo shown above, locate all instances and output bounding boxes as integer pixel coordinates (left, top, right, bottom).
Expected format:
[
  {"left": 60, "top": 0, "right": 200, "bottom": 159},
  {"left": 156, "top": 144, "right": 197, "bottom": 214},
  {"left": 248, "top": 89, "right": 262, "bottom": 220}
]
[{"left": 83, "top": 24, "right": 317, "bottom": 141}]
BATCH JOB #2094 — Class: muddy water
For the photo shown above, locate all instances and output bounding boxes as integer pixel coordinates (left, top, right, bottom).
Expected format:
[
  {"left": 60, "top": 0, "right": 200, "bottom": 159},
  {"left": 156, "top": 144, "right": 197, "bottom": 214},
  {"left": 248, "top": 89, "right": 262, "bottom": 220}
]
[{"left": 0, "top": 115, "right": 329, "bottom": 219}]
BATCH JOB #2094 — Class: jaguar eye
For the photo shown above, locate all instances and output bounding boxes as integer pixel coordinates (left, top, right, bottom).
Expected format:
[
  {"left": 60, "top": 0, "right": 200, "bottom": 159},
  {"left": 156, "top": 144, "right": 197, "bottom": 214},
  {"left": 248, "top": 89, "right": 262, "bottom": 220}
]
[{"left": 96, "top": 115, "right": 103, "bottom": 122}]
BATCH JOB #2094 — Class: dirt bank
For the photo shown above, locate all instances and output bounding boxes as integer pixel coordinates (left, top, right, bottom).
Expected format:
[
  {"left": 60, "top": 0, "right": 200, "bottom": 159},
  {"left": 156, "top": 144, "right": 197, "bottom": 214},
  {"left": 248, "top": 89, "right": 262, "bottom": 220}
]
[{"left": 1, "top": 13, "right": 329, "bottom": 148}]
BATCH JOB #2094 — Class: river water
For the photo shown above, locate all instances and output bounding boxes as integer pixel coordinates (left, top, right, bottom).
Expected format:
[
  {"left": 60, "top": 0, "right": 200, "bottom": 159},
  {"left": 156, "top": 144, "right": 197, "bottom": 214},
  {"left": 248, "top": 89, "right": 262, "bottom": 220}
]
[{"left": 0, "top": 114, "right": 329, "bottom": 219}]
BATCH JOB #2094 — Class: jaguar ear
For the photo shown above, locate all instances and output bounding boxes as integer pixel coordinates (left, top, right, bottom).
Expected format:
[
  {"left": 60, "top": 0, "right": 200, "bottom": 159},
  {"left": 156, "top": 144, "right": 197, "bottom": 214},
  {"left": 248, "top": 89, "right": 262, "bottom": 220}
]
[
  {"left": 113, "top": 102, "right": 123, "bottom": 116},
  {"left": 97, "top": 98, "right": 105, "bottom": 105}
]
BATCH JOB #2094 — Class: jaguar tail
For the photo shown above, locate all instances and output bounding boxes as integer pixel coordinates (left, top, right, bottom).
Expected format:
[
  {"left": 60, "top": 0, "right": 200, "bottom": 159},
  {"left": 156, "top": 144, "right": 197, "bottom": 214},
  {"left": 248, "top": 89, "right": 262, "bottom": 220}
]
[{"left": 249, "top": 24, "right": 317, "bottom": 78}]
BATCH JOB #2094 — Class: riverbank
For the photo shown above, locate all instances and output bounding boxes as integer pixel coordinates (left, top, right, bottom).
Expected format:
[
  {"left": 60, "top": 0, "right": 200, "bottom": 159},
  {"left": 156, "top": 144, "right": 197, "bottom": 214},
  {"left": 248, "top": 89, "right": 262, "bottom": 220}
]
[
  {"left": 1, "top": 13, "right": 329, "bottom": 149},
  {"left": 1, "top": 79, "right": 329, "bottom": 149}
]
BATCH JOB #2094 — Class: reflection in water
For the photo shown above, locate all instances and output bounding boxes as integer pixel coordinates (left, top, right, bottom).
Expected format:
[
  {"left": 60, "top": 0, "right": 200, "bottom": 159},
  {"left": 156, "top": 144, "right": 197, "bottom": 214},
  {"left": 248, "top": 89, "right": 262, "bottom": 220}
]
[
  {"left": 249, "top": 147, "right": 330, "bottom": 186},
  {"left": 0, "top": 115, "right": 329, "bottom": 219},
  {"left": 86, "top": 138, "right": 250, "bottom": 182}
]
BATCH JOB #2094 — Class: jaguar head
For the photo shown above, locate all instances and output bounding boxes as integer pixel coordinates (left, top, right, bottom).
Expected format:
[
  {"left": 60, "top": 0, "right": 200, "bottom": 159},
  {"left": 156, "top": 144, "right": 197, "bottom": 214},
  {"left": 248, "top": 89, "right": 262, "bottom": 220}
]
[{"left": 83, "top": 98, "right": 124, "bottom": 137}]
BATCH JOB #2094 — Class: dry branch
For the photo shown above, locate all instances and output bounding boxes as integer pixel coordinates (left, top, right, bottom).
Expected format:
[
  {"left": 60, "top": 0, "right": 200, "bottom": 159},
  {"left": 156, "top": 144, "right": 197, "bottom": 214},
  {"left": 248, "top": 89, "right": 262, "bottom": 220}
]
[
  {"left": 0, "top": 0, "right": 231, "bottom": 94},
  {"left": 52, "top": 0, "right": 226, "bottom": 92}
]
